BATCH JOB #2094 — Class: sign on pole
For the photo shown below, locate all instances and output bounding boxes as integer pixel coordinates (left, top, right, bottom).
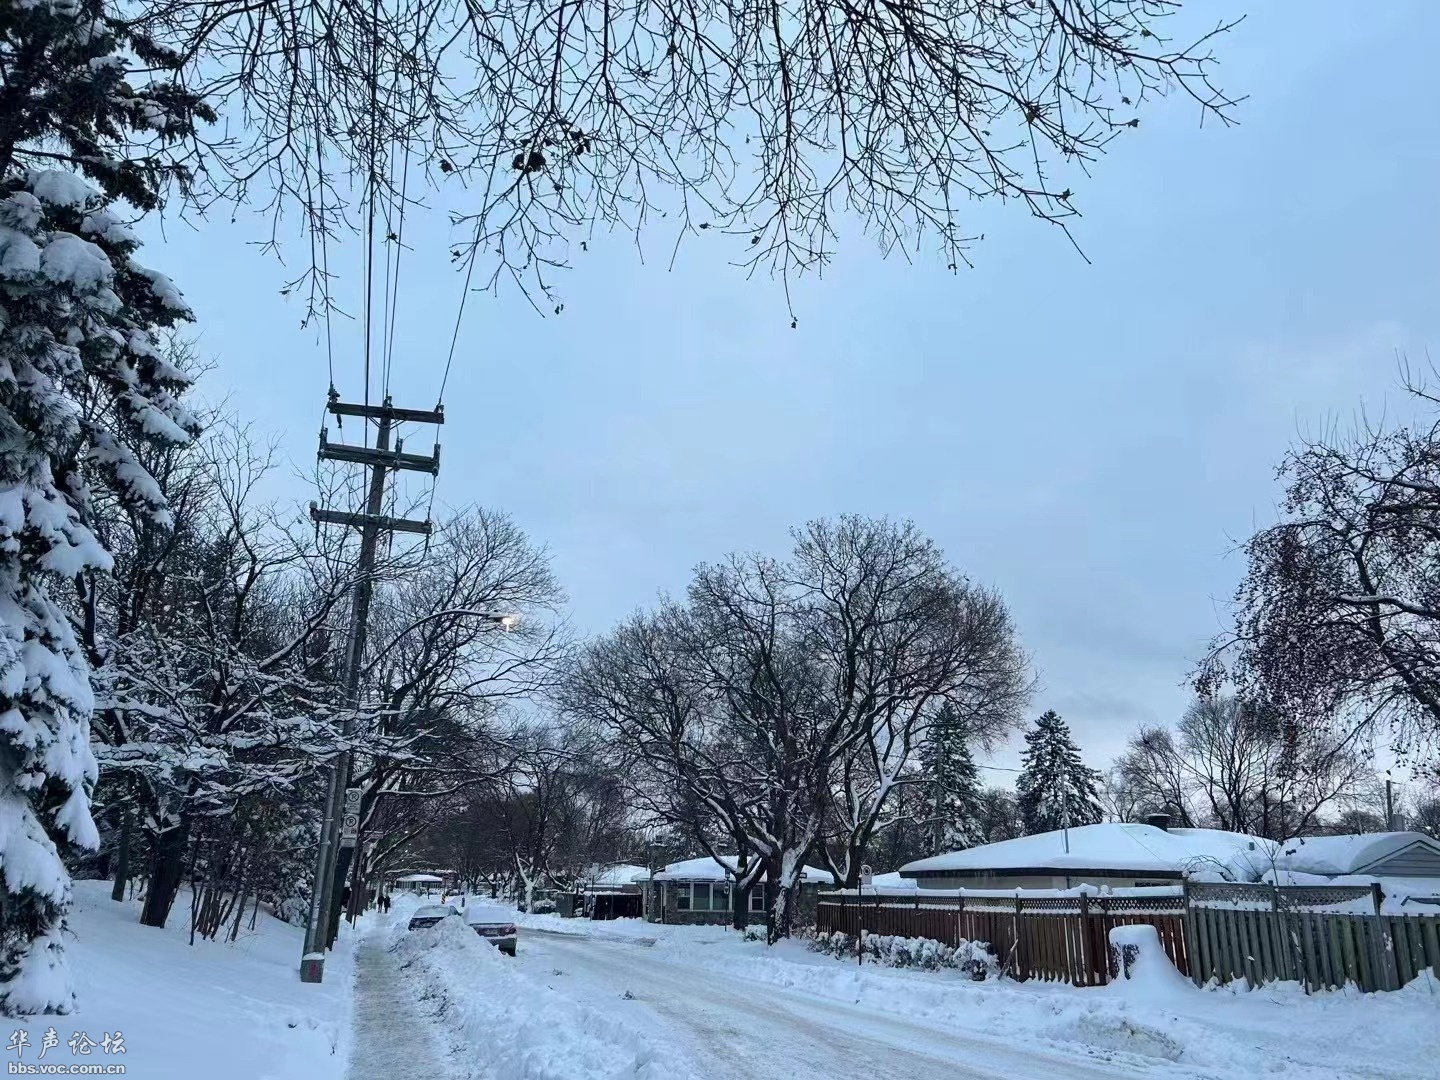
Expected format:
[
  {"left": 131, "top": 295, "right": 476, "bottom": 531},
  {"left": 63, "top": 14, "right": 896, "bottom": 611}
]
[
  {"left": 859, "top": 863, "right": 873, "bottom": 888},
  {"left": 340, "top": 786, "right": 362, "bottom": 848}
]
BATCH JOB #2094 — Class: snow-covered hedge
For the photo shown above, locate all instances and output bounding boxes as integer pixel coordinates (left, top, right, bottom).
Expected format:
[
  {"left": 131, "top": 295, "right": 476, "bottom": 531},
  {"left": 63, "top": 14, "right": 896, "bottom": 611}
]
[{"left": 809, "top": 930, "right": 997, "bottom": 980}]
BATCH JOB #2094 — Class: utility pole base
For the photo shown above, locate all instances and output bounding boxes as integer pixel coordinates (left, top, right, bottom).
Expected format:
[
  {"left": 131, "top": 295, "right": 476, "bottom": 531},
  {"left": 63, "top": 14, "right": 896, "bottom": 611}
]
[{"left": 300, "top": 953, "right": 326, "bottom": 983}]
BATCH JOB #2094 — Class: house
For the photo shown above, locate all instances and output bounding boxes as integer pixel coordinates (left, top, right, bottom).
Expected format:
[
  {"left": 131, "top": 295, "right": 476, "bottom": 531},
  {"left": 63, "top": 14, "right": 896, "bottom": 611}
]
[
  {"left": 575, "top": 863, "right": 649, "bottom": 920},
  {"left": 1266, "top": 831, "right": 1440, "bottom": 907},
  {"left": 389, "top": 872, "right": 448, "bottom": 894},
  {"left": 642, "top": 855, "right": 836, "bottom": 925},
  {"left": 899, "top": 817, "right": 1275, "bottom": 890}
]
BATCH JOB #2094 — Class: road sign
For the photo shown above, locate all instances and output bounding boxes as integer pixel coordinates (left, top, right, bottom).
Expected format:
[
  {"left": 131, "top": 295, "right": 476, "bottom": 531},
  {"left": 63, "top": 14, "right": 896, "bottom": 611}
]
[
  {"left": 340, "top": 787, "right": 362, "bottom": 847},
  {"left": 859, "top": 864, "right": 873, "bottom": 887}
]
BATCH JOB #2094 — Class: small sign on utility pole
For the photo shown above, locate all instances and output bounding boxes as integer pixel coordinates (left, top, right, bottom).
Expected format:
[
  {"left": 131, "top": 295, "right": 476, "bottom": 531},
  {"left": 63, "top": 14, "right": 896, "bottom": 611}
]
[
  {"left": 340, "top": 786, "right": 362, "bottom": 848},
  {"left": 859, "top": 864, "right": 873, "bottom": 888}
]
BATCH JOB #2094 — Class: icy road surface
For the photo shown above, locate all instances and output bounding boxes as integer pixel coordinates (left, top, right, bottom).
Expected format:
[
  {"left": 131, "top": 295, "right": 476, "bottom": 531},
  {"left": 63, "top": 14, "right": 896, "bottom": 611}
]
[{"left": 516, "top": 929, "right": 1134, "bottom": 1080}]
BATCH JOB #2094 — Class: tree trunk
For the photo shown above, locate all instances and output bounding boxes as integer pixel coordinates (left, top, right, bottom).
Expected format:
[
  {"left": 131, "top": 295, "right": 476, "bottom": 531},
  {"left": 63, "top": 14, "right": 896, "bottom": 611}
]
[
  {"left": 345, "top": 846, "right": 366, "bottom": 924},
  {"left": 229, "top": 881, "right": 250, "bottom": 942},
  {"left": 110, "top": 809, "right": 132, "bottom": 903},
  {"left": 732, "top": 881, "right": 749, "bottom": 931},
  {"left": 141, "top": 821, "right": 188, "bottom": 928},
  {"left": 324, "top": 845, "right": 355, "bottom": 948}
]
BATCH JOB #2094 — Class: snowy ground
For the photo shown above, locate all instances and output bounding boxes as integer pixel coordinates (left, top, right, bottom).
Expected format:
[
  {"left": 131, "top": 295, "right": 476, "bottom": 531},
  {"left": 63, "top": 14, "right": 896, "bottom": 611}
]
[
  {"left": 30, "top": 887, "right": 1437, "bottom": 1080},
  {"left": 22, "top": 880, "right": 354, "bottom": 1080},
  {"left": 366, "top": 898, "right": 1438, "bottom": 1080}
]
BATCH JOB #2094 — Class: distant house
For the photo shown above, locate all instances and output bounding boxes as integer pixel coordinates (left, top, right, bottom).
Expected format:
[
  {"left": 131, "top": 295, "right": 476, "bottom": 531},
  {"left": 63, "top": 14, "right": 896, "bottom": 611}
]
[
  {"left": 642, "top": 855, "right": 836, "bottom": 925},
  {"left": 1267, "top": 832, "right": 1440, "bottom": 907},
  {"left": 390, "top": 872, "right": 448, "bottom": 894},
  {"left": 574, "top": 864, "right": 649, "bottom": 920},
  {"left": 899, "top": 817, "right": 1274, "bottom": 890}
]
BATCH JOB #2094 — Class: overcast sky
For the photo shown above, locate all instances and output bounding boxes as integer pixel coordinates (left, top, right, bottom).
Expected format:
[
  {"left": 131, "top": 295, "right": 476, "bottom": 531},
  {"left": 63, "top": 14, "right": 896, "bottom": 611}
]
[{"left": 143, "top": 2, "right": 1440, "bottom": 780}]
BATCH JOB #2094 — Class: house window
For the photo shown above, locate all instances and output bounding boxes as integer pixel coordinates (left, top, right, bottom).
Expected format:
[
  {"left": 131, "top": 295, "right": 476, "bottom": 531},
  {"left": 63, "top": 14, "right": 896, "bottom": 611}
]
[
  {"left": 675, "top": 883, "right": 691, "bottom": 911},
  {"left": 749, "top": 888, "right": 766, "bottom": 913},
  {"left": 712, "top": 884, "right": 730, "bottom": 912}
]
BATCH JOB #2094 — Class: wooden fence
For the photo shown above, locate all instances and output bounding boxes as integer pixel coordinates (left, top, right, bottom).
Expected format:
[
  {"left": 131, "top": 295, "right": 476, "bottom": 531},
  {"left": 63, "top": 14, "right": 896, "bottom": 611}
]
[{"left": 816, "top": 882, "right": 1440, "bottom": 992}]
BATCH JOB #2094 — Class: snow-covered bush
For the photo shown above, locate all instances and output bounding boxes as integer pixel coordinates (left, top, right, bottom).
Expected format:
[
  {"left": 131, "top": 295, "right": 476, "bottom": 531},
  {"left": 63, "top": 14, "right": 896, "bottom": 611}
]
[
  {"left": 809, "top": 930, "right": 998, "bottom": 979},
  {"left": 530, "top": 898, "right": 558, "bottom": 915},
  {"left": 273, "top": 894, "right": 311, "bottom": 926}
]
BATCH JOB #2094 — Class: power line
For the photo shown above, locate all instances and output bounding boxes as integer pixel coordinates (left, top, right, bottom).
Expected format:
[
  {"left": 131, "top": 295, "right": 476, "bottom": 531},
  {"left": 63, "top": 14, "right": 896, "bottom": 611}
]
[
  {"left": 436, "top": 225, "right": 481, "bottom": 408},
  {"left": 308, "top": 22, "right": 336, "bottom": 399}
]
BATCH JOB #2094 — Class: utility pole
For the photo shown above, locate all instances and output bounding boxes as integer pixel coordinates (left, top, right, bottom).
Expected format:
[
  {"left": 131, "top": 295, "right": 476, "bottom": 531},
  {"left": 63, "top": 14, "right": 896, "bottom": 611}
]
[{"left": 300, "top": 392, "right": 442, "bottom": 983}]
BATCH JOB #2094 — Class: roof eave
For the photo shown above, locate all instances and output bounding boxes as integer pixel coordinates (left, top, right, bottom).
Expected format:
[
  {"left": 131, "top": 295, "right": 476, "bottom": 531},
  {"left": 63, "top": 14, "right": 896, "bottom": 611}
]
[{"left": 902, "top": 866, "right": 1184, "bottom": 881}]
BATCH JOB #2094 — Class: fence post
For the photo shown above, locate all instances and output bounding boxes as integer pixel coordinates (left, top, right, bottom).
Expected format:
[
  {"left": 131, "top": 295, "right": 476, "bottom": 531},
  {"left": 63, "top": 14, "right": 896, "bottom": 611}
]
[
  {"left": 1372, "top": 881, "right": 1396, "bottom": 991},
  {"left": 1079, "top": 891, "right": 1094, "bottom": 986},
  {"left": 1181, "top": 877, "right": 1201, "bottom": 987},
  {"left": 1012, "top": 893, "right": 1024, "bottom": 980}
]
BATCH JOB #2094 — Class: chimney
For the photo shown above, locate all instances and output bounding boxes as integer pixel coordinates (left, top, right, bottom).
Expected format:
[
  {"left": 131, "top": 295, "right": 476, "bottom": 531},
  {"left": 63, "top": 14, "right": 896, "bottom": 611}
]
[{"left": 1145, "top": 813, "right": 1171, "bottom": 832}]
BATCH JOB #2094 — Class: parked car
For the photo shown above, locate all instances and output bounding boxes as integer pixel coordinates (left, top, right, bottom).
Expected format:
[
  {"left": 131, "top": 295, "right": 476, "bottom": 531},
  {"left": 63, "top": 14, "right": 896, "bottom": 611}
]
[
  {"left": 407, "top": 904, "right": 458, "bottom": 930},
  {"left": 464, "top": 903, "right": 518, "bottom": 955}
]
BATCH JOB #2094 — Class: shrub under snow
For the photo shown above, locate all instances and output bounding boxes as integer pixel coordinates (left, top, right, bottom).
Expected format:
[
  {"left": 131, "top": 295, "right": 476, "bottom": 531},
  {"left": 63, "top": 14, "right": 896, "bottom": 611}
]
[{"left": 809, "top": 929, "right": 998, "bottom": 980}]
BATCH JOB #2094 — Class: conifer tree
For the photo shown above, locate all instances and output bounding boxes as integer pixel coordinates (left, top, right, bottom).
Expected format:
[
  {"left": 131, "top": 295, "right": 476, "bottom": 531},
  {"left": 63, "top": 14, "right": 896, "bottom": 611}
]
[
  {"left": 919, "top": 703, "right": 985, "bottom": 854},
  {"left": 1015, "top": 710, "right": 1105, "bottom": 836},
  {"left": 0, "top": 0, "right": 209, "bottom": 1014}
]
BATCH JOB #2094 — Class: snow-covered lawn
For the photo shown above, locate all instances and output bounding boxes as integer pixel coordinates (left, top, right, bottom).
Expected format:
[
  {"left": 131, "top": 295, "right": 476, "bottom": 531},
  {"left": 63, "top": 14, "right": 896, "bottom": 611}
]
[
  {"left": 443, "top": 905, "right": 1439, "bottom": 1079},
  {"left": 36, "top": 880, "right": 354, "bottom": 1080}
]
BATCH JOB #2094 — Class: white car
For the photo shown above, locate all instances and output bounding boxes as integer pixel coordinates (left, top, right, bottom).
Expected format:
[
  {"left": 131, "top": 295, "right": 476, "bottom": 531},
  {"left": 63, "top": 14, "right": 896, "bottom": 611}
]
[
  {"left": 407, "top": 904, "right": 458, "bottom": 930},
  {"left": 464, "top": 903, "right": 518, "bottom": 955}
]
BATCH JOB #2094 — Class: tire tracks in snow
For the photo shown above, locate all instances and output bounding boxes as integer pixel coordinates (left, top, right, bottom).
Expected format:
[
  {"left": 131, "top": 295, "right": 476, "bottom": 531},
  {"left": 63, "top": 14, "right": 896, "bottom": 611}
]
[{"left": 524, "top": 932, "right": 1147, "bottom": 1080}]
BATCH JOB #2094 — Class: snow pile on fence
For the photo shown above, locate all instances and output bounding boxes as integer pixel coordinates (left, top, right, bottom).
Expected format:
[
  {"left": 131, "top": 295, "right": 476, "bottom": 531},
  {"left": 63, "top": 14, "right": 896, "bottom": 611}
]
[
  {"left": 809, "top": 929, "right": 997, "bottom": 979},
  {"left": 1106, "top": 924, "right": 1194, "bottom": 1001},
  {"left": 392, "top": 915, "right": 697, "bottom": 1080}
]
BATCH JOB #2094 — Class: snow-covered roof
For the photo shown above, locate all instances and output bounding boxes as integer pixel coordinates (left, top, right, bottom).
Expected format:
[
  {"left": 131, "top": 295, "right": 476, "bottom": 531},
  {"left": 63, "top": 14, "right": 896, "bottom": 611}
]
[
  {"left": 579, "top": 864, "right": 649, "bottom": 889},
  {"left": 900, "top": 824, "right": 1275, "bottom": 879},
  {"left": 394, "top": 873, "right": 445, "bottom": 882},
  {"left": 1270, "top": 832, "right": 1440, "bottom": 877},
  {"left": 651, "top": 855, "right": 834, "bottom": 884},
  {"left": 1260, "top": 869, "right": 1440, "bottom": 911}
]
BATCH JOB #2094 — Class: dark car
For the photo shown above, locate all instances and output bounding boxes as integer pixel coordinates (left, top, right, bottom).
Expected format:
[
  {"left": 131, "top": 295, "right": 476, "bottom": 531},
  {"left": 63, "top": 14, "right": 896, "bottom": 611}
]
[
  {"left": 464, "top": 903, "right": 518, "bottom": 955},
  {"left": 407, "top": 904, "right": 458, "bottom": 930}
]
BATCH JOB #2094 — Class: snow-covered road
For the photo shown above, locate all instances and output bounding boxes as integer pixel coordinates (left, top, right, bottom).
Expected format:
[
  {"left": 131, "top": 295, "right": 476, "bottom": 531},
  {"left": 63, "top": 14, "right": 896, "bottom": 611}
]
[{"left": 517, "top": 930, "right": 1134, "bottom": 1080}]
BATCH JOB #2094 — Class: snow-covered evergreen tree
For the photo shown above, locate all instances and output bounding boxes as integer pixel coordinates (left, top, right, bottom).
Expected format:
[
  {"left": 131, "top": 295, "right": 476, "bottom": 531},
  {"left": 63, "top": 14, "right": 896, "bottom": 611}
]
[
  {"left": 919, "top": 703, "right": 984, "bottom": 854},
  {"left": 1015, "top": 710, "right": 1105, "bottom": 836},
  {"left": 0, "top": 0, "right": 209, "bottom": 1014}
]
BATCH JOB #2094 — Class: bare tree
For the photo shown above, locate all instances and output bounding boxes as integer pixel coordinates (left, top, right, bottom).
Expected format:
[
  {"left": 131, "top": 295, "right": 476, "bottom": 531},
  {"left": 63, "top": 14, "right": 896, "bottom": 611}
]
[
  {"left": 1199, "top": 381, "right": 1440, "bottom": 766},
  {"left": 133, "top": 0, "right": 1240, "bottom": 308},
  {"left": 566, "top": 515, "right": 1028, "bottom": 938},
  {"left": 336, "top": 508, "right": 570, "bottom": 926},
  {"left": 792, "top": 518, "right": 1030, "bottom": 886},
  {"left": 974, "top": 786, "right": 1023, "bottom": 844},
  {"left": 1112, "top": 696, "right": 1374, "bottom": 839}
]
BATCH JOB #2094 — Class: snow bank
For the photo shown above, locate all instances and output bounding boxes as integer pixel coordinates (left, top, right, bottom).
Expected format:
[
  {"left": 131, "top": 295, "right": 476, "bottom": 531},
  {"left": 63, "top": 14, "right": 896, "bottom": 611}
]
[
  {"left": 60, "top": 880, "right": 351, "bottom": 1080},
  {"left": 391, "top": 914, "right": 697, "bottom": 1079}
]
